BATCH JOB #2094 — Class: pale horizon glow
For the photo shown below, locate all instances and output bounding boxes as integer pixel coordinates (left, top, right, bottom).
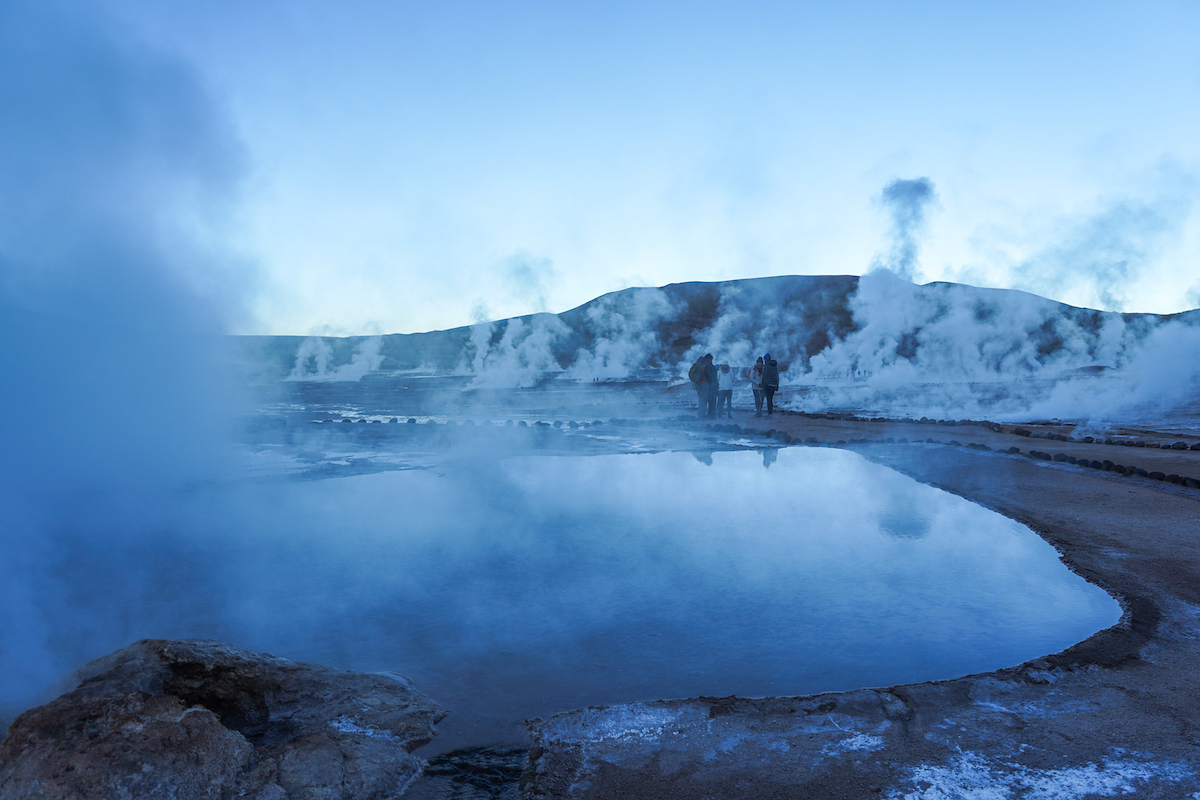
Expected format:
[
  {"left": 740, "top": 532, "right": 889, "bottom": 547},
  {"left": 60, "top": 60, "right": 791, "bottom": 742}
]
[{"left": 26, "top": 1, "right": 1200, "bottom": 334}]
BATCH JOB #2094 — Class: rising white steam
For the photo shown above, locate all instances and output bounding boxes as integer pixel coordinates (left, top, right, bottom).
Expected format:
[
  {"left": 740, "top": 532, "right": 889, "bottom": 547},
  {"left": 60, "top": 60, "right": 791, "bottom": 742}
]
[
  {"left": 465, "top": 314, "right": 571, "bottom": 388},
  {"left": 564, "top": 289, "right": 679, "bottom": 380},
  {"left": 288, "top": 336, "right": 384, "bottom": 381}
]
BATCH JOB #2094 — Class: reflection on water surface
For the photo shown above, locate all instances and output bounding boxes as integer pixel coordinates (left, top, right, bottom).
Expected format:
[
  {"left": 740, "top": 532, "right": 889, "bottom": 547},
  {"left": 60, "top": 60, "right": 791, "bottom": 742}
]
[{"left": 207, "top": 447, "right": 1117, "bottom": 752}]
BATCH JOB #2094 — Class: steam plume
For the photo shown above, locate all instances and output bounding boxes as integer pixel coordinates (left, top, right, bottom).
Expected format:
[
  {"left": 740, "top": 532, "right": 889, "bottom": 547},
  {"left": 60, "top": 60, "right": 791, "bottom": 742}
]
[{"left": 873, "top": 177, "right": 938, "bottom": 282}]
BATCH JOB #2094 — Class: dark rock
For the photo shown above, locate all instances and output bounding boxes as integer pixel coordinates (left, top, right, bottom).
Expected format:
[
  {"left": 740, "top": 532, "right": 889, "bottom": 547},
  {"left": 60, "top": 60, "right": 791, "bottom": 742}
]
[
  {"left": 1014, "top": 428, "right": 1031, "bottom": 436},
  {"left": 0, "top": 639, "right": 445, "bottom": 800},
  {"left": 1191, "top": 443, "right": 1200, "bottom": 451},
  {"left": 1171, "top": 442, "right": 1189, "bottom": 450},
  {"left": 1089, "top": 461, "right": 1104, "bottom": 469},
  {"left": 408, "top": 418, "right": 417, "bottom": 424},
  {"left": 1167, "top": 474, "right": 1182, "bottom": 484},
  {"left": 1149, "top": 471, "right": 1166, "bottom": 481},
  {"left": 1007, "top": 447, "right": 1021, "bottom": 454},
  {"left": 1082, "top": 436, "right": 1094, "bottom": 443},
  {"left": 1102, "top": 460, "right": 1115, "bottom": 470},
  {"left": 804, "top": 436, "right": 819, "bottom": 444},
  {"left": 1185, "top": 478, "right": 1200, "bottom": 489},
  {"left": 408, "top": 747, "right": 527, "bottom": 800},
  {"left": 1134, "top": 467, "right": 1149, "bottom": 477},
  {"left": 898, "top": 437, "right": 908, "bottom": 444}
]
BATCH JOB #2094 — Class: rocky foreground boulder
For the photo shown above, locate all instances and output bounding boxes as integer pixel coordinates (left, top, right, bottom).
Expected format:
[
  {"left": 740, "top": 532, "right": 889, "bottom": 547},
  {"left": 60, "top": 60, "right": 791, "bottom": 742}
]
[{"left": 0, "top": 639, "right": 446, "bottom": 800}]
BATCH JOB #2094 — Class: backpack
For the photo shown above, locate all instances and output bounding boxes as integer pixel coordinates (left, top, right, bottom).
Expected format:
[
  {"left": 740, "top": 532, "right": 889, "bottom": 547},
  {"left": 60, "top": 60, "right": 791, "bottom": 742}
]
[
  {"left": 763, "top": 360, "right": 780, "bottom": 390},
  {"left": 688, "top": 360, "right": 704, "bottom": 383}
]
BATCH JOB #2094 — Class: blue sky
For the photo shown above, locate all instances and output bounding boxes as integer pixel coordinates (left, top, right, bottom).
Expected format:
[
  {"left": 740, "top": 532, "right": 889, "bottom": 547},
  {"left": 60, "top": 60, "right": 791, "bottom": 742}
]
[{"left": 7, "top": 0, "right": 1200, "bottom": 334}]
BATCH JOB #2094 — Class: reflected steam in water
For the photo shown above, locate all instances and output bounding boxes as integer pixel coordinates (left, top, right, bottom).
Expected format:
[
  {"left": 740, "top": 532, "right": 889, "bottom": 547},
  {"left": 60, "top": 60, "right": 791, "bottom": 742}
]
[
  {"left": 16, "top": 448, "right": 1119, "bottom": 753},
  {"left": 219, "top": 447, "right": 1116, "bottom": 751}
]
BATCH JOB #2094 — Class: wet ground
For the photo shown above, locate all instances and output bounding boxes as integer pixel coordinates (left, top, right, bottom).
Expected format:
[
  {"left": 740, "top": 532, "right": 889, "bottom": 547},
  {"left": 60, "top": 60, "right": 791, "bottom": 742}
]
[{"left": 232, "top": 377, "right": 1200, "bottom": 799}]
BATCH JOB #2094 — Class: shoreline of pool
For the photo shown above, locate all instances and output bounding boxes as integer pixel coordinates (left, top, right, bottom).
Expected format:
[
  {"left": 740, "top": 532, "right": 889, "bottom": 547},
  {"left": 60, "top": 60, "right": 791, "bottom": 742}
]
[{"left": 522, "top": 412, "right": 1200, "bottom": 799}]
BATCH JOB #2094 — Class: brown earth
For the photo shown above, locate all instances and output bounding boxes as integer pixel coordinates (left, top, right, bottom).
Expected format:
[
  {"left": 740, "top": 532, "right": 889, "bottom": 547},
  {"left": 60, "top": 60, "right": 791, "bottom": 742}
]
[{"left": 525, "top": 410, "right": 1200, "bottom": 799}]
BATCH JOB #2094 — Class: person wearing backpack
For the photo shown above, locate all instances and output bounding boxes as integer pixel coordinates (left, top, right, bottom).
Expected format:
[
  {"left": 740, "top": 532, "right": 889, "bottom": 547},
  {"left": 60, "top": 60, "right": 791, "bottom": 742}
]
[{"left": 761, "top": 353, "right": 780, "bottom": 416}]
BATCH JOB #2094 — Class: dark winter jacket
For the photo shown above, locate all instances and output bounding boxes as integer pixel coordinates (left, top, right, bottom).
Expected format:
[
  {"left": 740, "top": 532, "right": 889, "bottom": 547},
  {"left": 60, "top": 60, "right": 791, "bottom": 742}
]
[{"left": 762, "top": 360, "right": 780, "bottom": 390}]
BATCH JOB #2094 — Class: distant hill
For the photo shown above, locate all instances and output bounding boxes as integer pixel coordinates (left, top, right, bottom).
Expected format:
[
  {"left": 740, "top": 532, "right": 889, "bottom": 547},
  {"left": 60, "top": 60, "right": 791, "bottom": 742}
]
[{"left": 227, "top": 274, "right": 1200, "bottom": 391}]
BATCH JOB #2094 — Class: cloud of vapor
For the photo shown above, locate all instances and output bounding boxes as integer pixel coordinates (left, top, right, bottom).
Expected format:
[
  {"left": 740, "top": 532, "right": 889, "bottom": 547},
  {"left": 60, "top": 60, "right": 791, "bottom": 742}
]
[
  {"left": 287, "top": 335, "right": 384, "bottom": 381},
  {"left": 872, "top": 177, "right": 938, "bottom": 282},
  {"left": 0, "top": 1, "right": 249, "bottom": 720},
  {"left": 1011, "top": 170, "right": 1198, "bottom": 312},
  {"left": 564, "top": 289, "right": 680, "bottom": 380},
  {"left": 464, "top": 314, "right": 571, "bottom": 387}
]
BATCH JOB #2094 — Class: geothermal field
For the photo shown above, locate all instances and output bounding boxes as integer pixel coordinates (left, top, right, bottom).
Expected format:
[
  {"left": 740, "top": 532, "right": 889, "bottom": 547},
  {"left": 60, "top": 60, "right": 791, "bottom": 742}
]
[{"left": 4, "top": 275, "right": 1200, "bottom": 799}]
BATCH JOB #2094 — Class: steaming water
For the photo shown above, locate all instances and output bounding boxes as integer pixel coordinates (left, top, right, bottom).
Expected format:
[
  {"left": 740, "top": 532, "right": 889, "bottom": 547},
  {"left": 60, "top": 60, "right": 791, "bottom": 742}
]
[
  {"left": 9, "top": 446, "right": 1119, "bottom": 755},
  {"left": 49, "top": 445, "right": 1111, "bottom": 755}
]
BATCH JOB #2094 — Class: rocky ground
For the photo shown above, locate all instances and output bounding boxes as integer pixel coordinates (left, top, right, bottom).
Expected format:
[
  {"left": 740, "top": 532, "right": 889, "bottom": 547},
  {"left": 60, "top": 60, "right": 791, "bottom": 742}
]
[{"left": 0, "top": 640, "right": 446, "bottom": 800}]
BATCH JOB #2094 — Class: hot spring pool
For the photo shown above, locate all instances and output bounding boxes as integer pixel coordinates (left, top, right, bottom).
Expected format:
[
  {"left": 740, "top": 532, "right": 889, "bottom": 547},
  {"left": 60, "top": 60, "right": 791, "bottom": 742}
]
[
  {"left": 30, "top": 447, "right": 1120, "bottom": 754},
  {"left": 174, "top": 446, "right": 1115, "bottom": 753}
]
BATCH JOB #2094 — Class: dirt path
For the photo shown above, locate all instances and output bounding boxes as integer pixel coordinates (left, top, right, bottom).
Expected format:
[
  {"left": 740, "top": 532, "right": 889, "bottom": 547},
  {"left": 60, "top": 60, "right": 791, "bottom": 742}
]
[{"left": 525, "top": 412, "right": 1200, "bottom": 799}]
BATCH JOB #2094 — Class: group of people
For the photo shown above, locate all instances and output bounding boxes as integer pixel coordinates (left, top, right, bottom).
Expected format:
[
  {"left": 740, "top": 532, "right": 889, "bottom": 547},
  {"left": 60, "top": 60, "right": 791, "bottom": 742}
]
[{"left": 688, "top": 353, "right": 779, "bottom": 419}]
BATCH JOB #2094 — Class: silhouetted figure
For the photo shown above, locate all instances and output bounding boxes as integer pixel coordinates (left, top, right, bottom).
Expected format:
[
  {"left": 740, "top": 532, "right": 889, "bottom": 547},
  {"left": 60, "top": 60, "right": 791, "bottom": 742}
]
[
  {"left": 748, "top": 356, "right": 764, "bottom": 417},
  {"left": 690, "top": 353, "right": 716, "bottom": 418},
  {"left": 762, "top": 447, "right": 778, "bottom": 468},
  {"left": 716, "top": 363, "right": 734, "bottom": 418},
  {"left": 703, "top": 356, "right": 719, "bottom": 418},
  {"left": 761, "top": 353, "right": 780, "bottom": 416}
]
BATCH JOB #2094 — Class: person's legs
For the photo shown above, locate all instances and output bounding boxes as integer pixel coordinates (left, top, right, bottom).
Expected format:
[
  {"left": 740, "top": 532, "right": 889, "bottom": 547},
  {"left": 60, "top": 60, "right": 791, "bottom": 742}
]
[
  {"left": 764, "top": 389, "right": 774, "bottom": 415},
  {"left": 707, "top": 386, "right": 718, "bottom": 417},
  {"left": 753, "top": 388, "right": 763, "bottom": 416}
]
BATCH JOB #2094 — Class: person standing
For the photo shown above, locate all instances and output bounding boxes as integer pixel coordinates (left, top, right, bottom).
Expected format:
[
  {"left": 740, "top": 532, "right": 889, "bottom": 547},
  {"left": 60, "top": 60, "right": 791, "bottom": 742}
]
[
  {"left": 691, "top": 353, "right": 715, "bottom": 418},
  {"left": 703, "top": 355, "right": 719, "bottom": 418},
  {"left": 688, "top": 354, "right": 709, "bottom": 413},
  {"left": 748, "top": 356, "right": 764, "bottom": 417},
  {"left": 761, "top": 353, "right": 780, "bottom": 416},
  {"left": 716, "top": 363, "right": 734, "bottom": 418}
]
